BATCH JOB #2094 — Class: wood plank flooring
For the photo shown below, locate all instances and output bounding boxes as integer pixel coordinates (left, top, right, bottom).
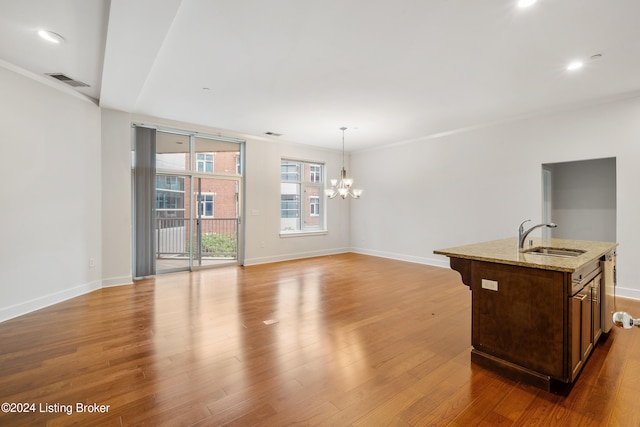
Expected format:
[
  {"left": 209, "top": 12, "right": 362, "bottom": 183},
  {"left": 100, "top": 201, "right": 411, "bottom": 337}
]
[{"left": 1, "top": 253, "right": 639, "bottom": 426}]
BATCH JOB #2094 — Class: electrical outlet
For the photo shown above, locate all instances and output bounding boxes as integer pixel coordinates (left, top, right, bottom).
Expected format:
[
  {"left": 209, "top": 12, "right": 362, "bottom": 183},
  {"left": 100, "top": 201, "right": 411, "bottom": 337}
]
[
  {"left": 89, "top": 258, "right": 95, "bottom": 268},
  {"left": 481, "top": 279, "right": 498, "bottom": 291}
]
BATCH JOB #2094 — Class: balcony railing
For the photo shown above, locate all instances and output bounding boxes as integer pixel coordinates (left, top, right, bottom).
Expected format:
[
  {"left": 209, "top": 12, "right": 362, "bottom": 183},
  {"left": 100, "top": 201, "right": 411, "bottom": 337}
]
[{"left": 156, "top": 217, "right": 238, "bottom": 260}]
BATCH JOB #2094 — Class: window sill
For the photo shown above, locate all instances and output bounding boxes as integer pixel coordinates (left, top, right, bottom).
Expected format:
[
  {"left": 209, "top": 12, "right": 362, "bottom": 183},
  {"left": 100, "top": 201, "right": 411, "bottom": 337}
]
[{"left": 280, "top": 230, "right": 328, "bottom": 238}]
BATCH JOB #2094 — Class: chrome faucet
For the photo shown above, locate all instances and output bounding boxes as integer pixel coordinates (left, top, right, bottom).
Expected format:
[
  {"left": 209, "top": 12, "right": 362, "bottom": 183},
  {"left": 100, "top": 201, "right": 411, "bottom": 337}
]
[{"left": 518, "top": 219, "right": 557, "bottom": 250}]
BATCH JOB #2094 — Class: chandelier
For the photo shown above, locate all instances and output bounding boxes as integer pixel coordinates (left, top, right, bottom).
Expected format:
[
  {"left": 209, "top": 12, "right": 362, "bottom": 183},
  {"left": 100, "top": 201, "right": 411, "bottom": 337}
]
[{"left": 325, "top": 127, "right": 363, "bottom": 199}]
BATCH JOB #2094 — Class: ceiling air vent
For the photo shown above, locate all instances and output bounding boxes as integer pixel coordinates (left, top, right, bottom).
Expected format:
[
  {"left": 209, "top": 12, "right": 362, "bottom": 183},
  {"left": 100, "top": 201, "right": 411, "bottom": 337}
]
[
  {"left": 45, "top": 73, "right": 90, "bottom": 88},
  {"left": 265, "top": 132, "right": 282, "bottom": 136}
]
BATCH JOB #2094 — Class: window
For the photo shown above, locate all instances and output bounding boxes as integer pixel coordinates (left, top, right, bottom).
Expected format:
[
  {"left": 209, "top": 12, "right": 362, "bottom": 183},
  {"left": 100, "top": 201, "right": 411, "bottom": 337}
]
[
  {"left": 198, "top": 193, "right": 214, "bottom": 218},
  {"left": 281, "top": 194, "right": 299, "bottom": 219},
  {"left": 310, "top": 165, "right": 321, "bottom": 183},
  {"left": 309, "top": 196, "right": 320, "bottom": 216},
  {"left": 155, "top": 175, "right": 185, "bottom": 228},
  {"left": 196, "top": 153, "right": 214, "bottom": 172},
  {"left": 280, "top": 160, "right": 325, "bottom": 233},
  {"left": 281, "top": 161, "right": 299, "bottom": 181},
  {"left": 156, "top": 175, "right": 184, "bottom": 192}
]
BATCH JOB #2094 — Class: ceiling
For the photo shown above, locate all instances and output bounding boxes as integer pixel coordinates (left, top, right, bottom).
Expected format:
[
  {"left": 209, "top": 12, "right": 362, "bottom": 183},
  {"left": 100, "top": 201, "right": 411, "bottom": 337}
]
[{"left": 2, "top": 0, "right": 640, "bottom": 151}]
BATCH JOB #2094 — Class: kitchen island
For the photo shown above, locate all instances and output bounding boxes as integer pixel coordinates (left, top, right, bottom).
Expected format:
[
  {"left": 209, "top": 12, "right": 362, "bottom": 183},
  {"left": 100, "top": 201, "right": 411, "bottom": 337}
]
[{"left": 435, "top": 237, "right": 617, "bottom": 391}]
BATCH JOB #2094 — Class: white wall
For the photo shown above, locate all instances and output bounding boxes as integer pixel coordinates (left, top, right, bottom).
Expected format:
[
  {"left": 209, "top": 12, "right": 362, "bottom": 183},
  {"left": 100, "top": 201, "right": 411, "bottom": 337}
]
[
  {"left": 547, "top": 158, "right": 616, "bottom": 242},
  {"left": 101, "top": 108, "right": 133, "bottom": 287},
  {"left": 243, "top": 138, "right": 351, "bottom": 265},
  {"left": 0, "top": 66, "right": 102, "bottom": 321},
  {"left": 128, "top": 114, "right": 352, "bottom": 266},
  {"left": 351, "top": 96, "right": 640, "bottom": 300}
]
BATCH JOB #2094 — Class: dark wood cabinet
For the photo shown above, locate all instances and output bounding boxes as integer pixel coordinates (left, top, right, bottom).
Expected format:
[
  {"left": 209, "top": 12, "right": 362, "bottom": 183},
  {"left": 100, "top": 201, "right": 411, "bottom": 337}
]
[
  {"left": 570, "top": 292, "right": 584, "bottom": 380},
  {"left": 435, "top": 238, "right": 617, "bottom": 391},
  {"left": 570, "top": 271, "right": 602, "bottom": 382},
  {"left": 449, "top": 257, "right": 603, "bottom": 391},
  {"left": 570, "top": 289, "right": 591, "bottom": 381}
]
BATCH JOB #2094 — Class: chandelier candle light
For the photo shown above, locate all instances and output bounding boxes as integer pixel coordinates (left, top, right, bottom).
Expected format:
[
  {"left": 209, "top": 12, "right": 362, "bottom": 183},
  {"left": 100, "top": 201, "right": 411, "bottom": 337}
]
[{"left": 325, "top": 127, "right": 363, "bottom": 199}]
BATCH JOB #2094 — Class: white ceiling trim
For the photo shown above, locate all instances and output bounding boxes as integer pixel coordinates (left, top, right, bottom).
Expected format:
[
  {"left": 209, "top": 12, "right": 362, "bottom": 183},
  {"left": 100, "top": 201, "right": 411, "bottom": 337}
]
[{"left": 0, "top": 59, "right": 97, "bottom": 105}]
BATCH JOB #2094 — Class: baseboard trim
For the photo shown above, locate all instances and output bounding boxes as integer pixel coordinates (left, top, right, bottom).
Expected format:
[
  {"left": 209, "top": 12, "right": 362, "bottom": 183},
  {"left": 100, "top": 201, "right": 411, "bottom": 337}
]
[
  {"left": 102, "top": 275, "right": 133, "bottom": 288},
  {"left": 244, "top": 248, "right": 350, "bottom": 266},
  {"left": 350, "top": 247, "right": 450, "bottom": 268},
  {"left": 613, "top": 286, "right": 640, "bottom": 301},
  {"left": 0, "top": 280, "right": 102, "bottom": 323},
  {"left": 245, "top": 247, "right": 451, "bottom": 269}
]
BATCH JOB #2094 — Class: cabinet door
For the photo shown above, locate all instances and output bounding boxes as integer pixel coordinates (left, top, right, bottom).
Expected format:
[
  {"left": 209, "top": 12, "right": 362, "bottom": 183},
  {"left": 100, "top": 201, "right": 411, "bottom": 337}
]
[
  {"left": 571, "top": 294, "right": 585, "bottom": 379},
  {"left": 571, "top": 289, "right": 594, "bottom": 381}
]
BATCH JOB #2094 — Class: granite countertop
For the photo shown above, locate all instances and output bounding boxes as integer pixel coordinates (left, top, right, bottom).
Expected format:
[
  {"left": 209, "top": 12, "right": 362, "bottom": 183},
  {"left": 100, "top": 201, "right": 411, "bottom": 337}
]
[{"left": 434, "top": 237, "right": 617, "bottom": 272}]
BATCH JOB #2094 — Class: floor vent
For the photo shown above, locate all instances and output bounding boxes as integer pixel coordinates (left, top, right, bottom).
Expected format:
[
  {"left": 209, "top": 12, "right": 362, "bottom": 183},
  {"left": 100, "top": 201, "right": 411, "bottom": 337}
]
[{"left": 45, "top": 73, "right": 90, "bottom": 88}]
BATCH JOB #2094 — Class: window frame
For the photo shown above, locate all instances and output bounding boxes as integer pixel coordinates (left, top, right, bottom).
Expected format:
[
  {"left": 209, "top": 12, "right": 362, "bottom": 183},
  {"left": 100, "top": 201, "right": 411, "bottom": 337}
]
[
  {"left": 309, "top": 196, "right": 320, "bottom": 216},
  {"left": 196, "top": 153, "right": 214, "bottom": 173},
  {"left": 197, "top": 192, "right": 214, "bottom": 218},
  {"left": 310, "top": 165, "right": 321, "bottom": 183},
  {"left": 280, "top": 159, "right": 326, "bottom": 235}
]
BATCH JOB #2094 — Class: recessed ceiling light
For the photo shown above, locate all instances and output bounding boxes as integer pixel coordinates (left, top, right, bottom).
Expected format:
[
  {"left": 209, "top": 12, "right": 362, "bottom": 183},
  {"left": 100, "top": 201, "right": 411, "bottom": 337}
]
[
  {"left": 566, "top": 61, "right": 584, "bottom": 71},
  {"left": 38, "top": 29, "right": 65, "bottom": 44},
  {"left": 517, "top": 0, "right": 537, "bottom": 8}
]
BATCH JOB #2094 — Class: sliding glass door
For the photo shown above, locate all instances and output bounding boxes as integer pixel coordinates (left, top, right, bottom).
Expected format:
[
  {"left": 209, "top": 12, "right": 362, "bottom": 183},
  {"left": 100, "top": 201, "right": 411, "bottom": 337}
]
[
  {"left": 155, "top": 174, "right": 191, "bottom": 272},
  {"left": 134, "top": 126, "right": 243, "bottom": 276}
]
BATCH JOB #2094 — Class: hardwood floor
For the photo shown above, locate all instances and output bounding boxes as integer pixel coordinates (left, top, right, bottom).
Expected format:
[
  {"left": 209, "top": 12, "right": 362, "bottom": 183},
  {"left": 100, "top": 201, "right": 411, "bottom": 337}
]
[{"left": 1, "top": 253, "right": 639, "bottom": 426}]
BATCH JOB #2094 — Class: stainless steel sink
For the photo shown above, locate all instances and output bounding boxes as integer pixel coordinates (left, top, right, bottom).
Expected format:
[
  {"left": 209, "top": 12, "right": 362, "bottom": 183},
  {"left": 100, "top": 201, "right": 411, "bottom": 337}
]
[{"left": 523, "top": 247, "right": 586, "bottom": 258}]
